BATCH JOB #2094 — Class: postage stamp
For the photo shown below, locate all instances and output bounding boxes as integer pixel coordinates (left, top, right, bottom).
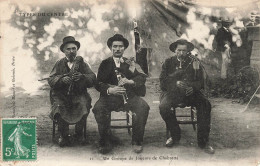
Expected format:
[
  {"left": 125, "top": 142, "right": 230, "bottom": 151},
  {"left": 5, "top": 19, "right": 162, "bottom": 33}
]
[{"left": 1, "top": 118, "right": 37, "bottom": 161}]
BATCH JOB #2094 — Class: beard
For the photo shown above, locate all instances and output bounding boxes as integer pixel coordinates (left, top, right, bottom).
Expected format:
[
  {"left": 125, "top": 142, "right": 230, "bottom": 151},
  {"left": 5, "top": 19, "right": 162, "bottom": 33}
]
[
  {"left": 177, "top": 52, "right": 189, "bottom": 61},
  {"left": 177, "top": 54, "right": 184, "bottom": 61},
  {"left": 67, "top": 53, "right": 76, "bottom": 62}
]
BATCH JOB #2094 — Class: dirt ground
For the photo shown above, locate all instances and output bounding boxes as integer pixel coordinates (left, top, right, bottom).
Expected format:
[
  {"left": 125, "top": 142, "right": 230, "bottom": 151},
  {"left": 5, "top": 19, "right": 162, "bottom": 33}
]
[{"left": 0, "top": 78, "right": 260, "bottom": 166}]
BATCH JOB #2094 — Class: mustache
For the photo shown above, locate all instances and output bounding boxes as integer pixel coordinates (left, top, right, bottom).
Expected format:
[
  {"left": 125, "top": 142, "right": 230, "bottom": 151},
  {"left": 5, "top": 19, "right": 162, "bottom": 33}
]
[{"left": 69, "top": 53, "right": 76, "bottom": 56}]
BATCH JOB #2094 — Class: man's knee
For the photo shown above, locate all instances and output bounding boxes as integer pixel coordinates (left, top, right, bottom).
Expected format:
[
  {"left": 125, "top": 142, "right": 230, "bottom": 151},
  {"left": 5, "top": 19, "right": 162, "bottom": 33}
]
[
  {"left": 202, "top": 98, "right": 211, "bottom": 113},
  {"left": 159, "top": 102, "right": 172, "bottom": 117},
  {"left": 92, "top": 102, "right": 109, "bottom": 122},
  {"left": 140, "top": 98, "right": 150, "bottom": 111},
  {"left": 92, "top": 100, "right": 104, "bottom": 114},
  {"left": 130, "top": 97, "right": 150, "bottom": 112},
  {"left": 195, "top": 96, "right": 211, "bottom": 110}
]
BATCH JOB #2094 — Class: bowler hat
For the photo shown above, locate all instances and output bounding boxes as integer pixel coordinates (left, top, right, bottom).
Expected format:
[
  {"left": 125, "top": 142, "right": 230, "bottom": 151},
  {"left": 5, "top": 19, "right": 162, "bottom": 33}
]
[
  {"left": 221, "top": 17, "right": 233, "bottom": 23},
  {"left": 169, "top": 39, "right": 194, "bottom": 52},
  {"left": 60, "top": 36, "right": 80, "bottom": 52},
  {"left": 107, "top": 34, "right": 129, "bottom": 49}
]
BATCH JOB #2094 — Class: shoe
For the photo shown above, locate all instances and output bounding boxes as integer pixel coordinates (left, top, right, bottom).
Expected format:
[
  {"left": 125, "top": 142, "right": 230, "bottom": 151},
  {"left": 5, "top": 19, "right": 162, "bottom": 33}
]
[
  {"left": 165, "top": 137, "right": 179, "bottom": 147},
  {"left": 201, "top": 144, "right": 215, "bottom": 154},
  {"left": 79, "top": 138, "right": 89, "bottom": 145},
  {"left": 98, "top": 140, "right": 112, "bottom": 154},
  {"left": 73, "top": 134, "right": 89, "bottom": 145},
  {"left": 109, "top": 134, "right": 121, "bottom": 145},
  {"left": 58, "top": 136, "right": 69, "bottom": 147},
  {"left": 98, "top": 146, "right": 112, "bottom": 154},
  {"left": 132, "top": 141, "right": 143, "bottom": 153},
  {"left": 133, "top": 145, "right": 143, "bottom": 153}
]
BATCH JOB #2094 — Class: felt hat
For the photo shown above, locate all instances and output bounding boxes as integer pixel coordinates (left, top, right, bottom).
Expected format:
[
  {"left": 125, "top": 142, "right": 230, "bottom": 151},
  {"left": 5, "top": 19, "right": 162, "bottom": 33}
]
[
  {"left": 60, "top": 36, "right": 80, "bottom": 52},
  {"left": 107, "top": 34, "right": 129, "bottom": 49},
  {"left": 169, "top": 39, "right": 194, "bottom": 52}
]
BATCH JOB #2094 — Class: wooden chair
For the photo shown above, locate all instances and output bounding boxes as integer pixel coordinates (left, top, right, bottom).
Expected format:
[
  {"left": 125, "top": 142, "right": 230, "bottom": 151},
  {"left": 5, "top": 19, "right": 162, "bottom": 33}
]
[
  {"left": 110, "top": 108, "right": 133, "bottom": 135},
  {"left": 166, "top": 105, "right": 197, "bottom": 138},
  {"left": 52, "top": 118, "right": 87, "bottom": 142}
]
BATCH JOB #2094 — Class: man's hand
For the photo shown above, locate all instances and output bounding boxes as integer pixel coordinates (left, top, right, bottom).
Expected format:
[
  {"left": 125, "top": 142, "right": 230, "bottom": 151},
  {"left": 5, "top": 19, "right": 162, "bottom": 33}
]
[
  {"left": 61, "top": 76, "right": 72, "bottom": 84},
  {"left": 118, "top": 78, "right": 134, "bottom": 86},
  {"left": 176, "top": 81, "right": 189, "bottom": 89},
  {"left": 72, "top": 72, "right": 83, "bottom": 82},
  {"left": 176, "top": 81, "right": 194, "bottom": 96},
  {"left": 185, "top": 87, "right": 194, "bottom": 96},
  {"left": 108, "top": 86, "right": 126, "bottom": 95}
]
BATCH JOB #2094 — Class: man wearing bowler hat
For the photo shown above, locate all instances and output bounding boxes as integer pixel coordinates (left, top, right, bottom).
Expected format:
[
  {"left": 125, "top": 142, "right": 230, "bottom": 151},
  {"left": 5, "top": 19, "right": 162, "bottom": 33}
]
[
  {"left": 159, "top": 39, "right": 215, "bottom": 154},
  {"left": 48, "top": 36, "right": 96, "bottom": 147},
  {"left": 93, "top": 34, "right": 150, "bottom": 154}
]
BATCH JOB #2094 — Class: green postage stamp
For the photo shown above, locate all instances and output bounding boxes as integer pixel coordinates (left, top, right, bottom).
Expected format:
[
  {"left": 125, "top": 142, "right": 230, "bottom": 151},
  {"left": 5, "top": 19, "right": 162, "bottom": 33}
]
[{"left": 1, "top": 118, "right": 37, "bottom": 161}]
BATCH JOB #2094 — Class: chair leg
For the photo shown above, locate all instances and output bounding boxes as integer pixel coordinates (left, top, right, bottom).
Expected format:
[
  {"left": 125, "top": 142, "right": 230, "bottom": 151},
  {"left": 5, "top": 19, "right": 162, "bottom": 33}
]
[
  {"left": 126, "top": 112, "right": 129, "bottom": 134},
  {"left": 127, "top": 111, "right": 132, "bottom": 135},
  {"left": 192, "top": 124, "right": 196, "bottom": 131},
  {"left": 83, "top": 118, "right": 87, "bottom": 139},
  {"left": 52, "top": 121, "right": 56, "bottom": 142},
  {"left": 191, "top": 107, "right": 196, "bottom": 131}
]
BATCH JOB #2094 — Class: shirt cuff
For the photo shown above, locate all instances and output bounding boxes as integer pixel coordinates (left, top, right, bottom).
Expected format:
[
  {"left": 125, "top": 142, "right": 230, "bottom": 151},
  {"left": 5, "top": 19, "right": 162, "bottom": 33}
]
[
  {"left": 129, "top": 66, "right": 135, "bottom": 73},
  {"left": 133, "top": 81, "right": 137, "bottom": 87},
  {"left": 107, "top": 89, "right": 110, "bottom": 95}
]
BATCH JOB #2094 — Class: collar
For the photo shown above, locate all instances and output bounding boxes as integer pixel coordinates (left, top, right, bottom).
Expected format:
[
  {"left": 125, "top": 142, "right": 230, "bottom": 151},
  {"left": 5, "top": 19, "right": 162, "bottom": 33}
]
[
  {"left": 223, "top": 27, "right": 229, "bottom": 32},
  {"left": 113, "top": 57, "right": 120, "bottom": 61},
  {"left": 113, "top": 57, "right": 124, "bottom": 62},
  {"left": 113, "top": 57, "right": 124, "bottom": 68},
  {"left": 65, "top": 56, "right": 76, "bottom": 62},
  {"left": 65, "top": 56, "right": 76, "bottom": 69},
  {"left": 177, "top": 55, "right": 189, "bottom": 63}
]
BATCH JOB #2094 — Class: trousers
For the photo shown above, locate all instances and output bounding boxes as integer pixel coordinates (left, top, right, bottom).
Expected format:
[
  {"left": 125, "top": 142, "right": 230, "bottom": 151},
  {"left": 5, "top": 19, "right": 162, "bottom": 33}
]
[
  {"left": 159, "top": 91, "right": 211, "bottom": 148},
  {"left": 93, "top": 95, "right": 149, "bottom": 145},
  {"left": 57, "top": 116, "right": 86, "bottom": 138}
]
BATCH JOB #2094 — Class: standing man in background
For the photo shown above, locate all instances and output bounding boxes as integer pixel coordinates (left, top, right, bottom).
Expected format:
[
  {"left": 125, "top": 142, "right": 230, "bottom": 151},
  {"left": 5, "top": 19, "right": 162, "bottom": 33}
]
[{"left": 215, "top": 18, "right": 233, "bottom": 79}]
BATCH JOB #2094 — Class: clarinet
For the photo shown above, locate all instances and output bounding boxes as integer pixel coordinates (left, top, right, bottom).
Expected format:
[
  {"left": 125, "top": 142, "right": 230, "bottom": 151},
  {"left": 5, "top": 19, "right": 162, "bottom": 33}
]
[{"left": 115, "top": 69, "right": 128, "bottom": 104}]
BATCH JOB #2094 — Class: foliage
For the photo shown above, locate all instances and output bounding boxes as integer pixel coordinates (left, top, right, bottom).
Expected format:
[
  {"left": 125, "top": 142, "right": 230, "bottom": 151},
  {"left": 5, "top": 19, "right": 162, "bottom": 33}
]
[{"left": 211, "top": 66, "right": 259, "bottom": 103}]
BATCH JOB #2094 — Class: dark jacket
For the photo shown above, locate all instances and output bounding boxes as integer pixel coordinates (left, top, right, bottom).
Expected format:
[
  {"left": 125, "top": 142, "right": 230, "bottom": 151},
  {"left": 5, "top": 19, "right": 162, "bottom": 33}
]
[
  {"left": 215, "top": 27, "right": 233, "bottom": 52},
  {"left": 95, "top": 57, "right": 147, "bottom": 99},
  {"left": 159, "top": 56, "right": 204, "bottom": 96},
  {"left": 48, "top": 56, "right": 96, "bottom": 124}
]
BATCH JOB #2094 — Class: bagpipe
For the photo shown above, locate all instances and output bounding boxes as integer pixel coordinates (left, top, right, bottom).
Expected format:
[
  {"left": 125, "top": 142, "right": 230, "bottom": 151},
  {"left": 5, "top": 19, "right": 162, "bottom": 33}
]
[
  {"left": 175, "top": 53, "right": 209, "bottom": 98},
  {"left": 38, "top": 56, "right": 84, "bottom": 95},
  {"left": 67, "top": 56, "right": 83, "bottom": 95}
]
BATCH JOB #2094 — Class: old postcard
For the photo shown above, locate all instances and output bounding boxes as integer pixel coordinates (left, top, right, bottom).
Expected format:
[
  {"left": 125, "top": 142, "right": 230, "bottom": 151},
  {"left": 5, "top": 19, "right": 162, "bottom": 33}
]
[{"left": 0, "top": 0, "right": 259, "bottom": 165}]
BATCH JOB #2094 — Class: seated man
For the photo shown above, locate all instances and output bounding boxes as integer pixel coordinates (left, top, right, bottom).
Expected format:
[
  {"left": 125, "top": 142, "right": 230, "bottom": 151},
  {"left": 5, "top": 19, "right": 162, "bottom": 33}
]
[
  {"left": 159, "top": 39, "right": 215, "bottom": 154},
  {"left": 48, "top": 36, "right": 96, "bottom": 147},
  {"left": 93, "top": 34, "right": 150, "bottom": 154}
]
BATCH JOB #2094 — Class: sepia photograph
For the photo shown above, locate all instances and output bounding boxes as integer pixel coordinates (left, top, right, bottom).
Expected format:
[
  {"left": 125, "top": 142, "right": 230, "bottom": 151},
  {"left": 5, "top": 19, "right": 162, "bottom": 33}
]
[{"left": 0, "top": 0, "right": 259, "bottom": 165}]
